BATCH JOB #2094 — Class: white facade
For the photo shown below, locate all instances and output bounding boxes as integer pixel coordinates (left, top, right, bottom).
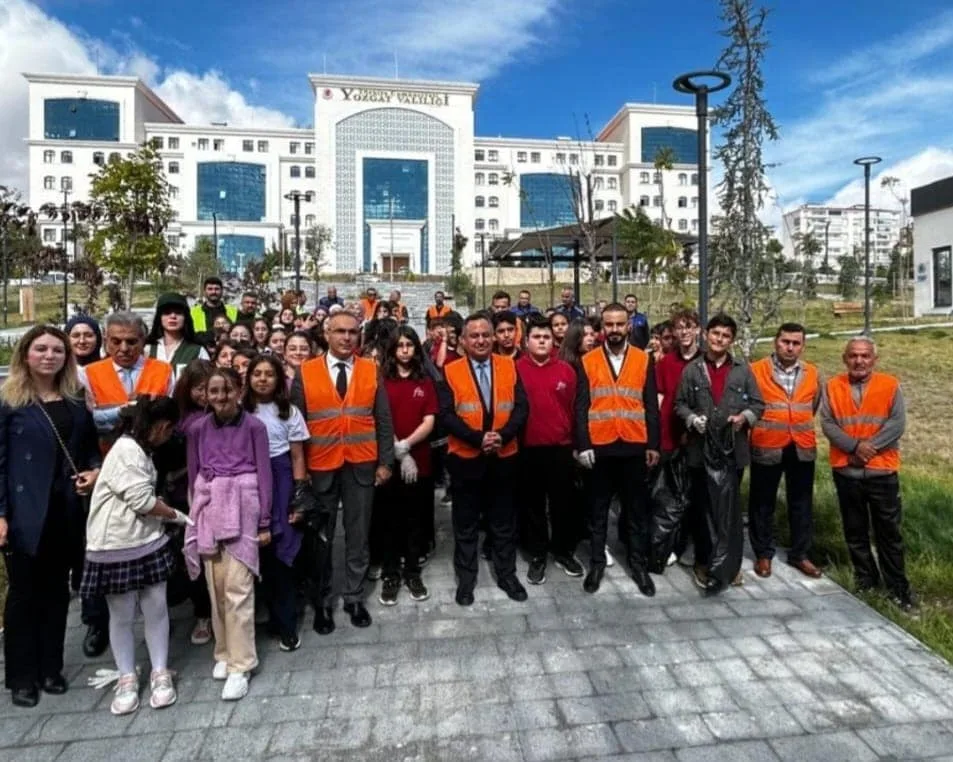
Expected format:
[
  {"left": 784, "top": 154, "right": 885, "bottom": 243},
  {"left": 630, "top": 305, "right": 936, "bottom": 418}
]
[
  {"left": 781, "top": 203, "right": 901, "bottom": 270},
  {"left": 23, "top": 72, "right": 704, "bottom": 274},
  {"left": 910, "top": 177, "right": 953, "bottom": 316}
]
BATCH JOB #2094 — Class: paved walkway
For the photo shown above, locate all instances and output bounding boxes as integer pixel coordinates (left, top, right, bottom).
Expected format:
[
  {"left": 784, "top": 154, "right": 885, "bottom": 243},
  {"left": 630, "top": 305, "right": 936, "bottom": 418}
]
[{"left": 2, "top": 498, "right": 953, "bottom": 761}]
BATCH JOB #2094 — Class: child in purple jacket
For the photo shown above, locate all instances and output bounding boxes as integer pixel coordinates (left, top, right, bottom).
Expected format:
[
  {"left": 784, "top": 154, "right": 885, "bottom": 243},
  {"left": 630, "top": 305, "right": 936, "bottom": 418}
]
[{"left": 184, "top": 367, "right": 272, "bottom": 702}]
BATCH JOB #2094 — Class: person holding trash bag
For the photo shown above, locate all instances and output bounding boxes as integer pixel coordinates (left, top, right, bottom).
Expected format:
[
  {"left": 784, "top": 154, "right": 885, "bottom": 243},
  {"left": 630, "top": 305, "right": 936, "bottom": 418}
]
[{"left": 675, "top": 313, "right": 763, "bottom": 594}]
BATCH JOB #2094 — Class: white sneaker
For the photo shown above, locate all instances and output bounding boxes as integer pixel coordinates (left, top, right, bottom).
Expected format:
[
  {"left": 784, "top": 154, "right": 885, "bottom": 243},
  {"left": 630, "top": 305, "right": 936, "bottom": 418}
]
[
  {"left": 666, "top": 552, "right": 678, "bottom": 567},
  {"left": 221, "top": 672, "right": 249, "bottom": 701},
  {"left": 149, "top": 669, "right": 177, "bottom": 709},
  {"left": 110, "top": 673, "right": 140, "bottom": 715},
  {"left": 190, "top": 618, "right": 212, "bottom": 645},
  {"left": 605, "top": 546, "right": 615, "bottom": 567},
  {"left": 212, "top": 660, "right": 228, "bottom": 680}
]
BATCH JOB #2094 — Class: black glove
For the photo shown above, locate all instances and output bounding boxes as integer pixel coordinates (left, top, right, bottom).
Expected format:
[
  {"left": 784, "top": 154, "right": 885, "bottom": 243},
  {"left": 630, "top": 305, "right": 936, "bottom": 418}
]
[{"left": 291, "top": 479, "right": 329, "bottom": 544}]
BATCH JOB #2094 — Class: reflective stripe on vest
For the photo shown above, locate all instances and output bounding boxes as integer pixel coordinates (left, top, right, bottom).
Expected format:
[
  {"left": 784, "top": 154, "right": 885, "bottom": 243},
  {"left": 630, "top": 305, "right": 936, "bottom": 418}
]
[
  {"left": 582, "top": 347, "right": 649, "bottom": 446},
  {"left": 302, "top": 356, "right": 379, "bottom": 470},
  {"left": 85, "top": 357, "right": 172, "bottom": 408},
  {"left": 826, "top": 372, "right": 900, "bottom": 472},
  {"left": 445, "top": 354, "right": 519, "bottom": 459},
  {"left": 749, "top": 357, "right": 818, "bottom": 455}
]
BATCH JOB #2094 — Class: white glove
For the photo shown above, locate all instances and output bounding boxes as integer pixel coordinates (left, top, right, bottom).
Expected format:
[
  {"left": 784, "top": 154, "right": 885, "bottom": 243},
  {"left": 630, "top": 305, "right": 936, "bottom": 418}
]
[
  {"left": 689, "top": 415, "right": 708, "bottom": 434},
  {"left": 400, "top": 454, "right": 419, "bottom": 484},
  {"left": 166, "top": 509, "right": 194, "bottom": 527},
  {"left": 394, "top": 439, "right": 411, "bottom": 461},
  {"left": 576, "top": 449, "right": 595, "bottom": 469}
]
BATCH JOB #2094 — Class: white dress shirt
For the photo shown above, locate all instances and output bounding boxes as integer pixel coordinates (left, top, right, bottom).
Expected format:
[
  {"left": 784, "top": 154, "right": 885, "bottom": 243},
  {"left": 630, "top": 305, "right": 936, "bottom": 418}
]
[{"left": 325, "top": 352, "right": 356, "bottom": 390}]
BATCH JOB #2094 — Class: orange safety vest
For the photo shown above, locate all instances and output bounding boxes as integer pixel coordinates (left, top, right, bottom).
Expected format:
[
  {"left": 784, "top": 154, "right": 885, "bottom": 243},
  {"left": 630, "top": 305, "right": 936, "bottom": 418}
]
[
  {"left": 582, "top": 347, "right": 649, "bottom": 446},
  {"left": 302, "top": 356, "right": 379, "bottom": 471},
  {"left": 826, "top": 372, "right": 901, "bottom": 472},
  {"left": 750, "top": 357, "right": 818, "bottom": 456},
  {"left": 426, "top": 304, "right": 452, "bottom": 323},
  {"left": 85, "top": 357, "right": 172, "bottom": 407},
  {"left": 444, "top": 354, "right": 518, "bottom": 459},
  {"left": 360, "top": 298, "right": 379, "bottom": 321}
]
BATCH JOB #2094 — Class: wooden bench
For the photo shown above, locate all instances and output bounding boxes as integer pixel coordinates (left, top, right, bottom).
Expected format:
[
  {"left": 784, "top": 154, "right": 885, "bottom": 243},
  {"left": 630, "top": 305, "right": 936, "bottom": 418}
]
[{"left": 832, "top": 301, "right": 864, "bottom": 317}]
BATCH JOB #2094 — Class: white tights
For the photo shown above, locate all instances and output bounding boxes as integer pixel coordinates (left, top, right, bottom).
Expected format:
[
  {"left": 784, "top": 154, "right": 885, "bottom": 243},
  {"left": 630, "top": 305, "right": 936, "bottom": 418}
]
[{"left": 105, "top": 582, "right": 169, "bottom": 675}]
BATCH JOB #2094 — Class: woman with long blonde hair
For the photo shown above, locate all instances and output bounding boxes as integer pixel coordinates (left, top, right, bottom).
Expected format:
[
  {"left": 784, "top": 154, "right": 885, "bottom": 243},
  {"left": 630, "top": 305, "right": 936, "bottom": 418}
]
[{"left": 0, "top": 326, "right": 101, "bottom": 708}]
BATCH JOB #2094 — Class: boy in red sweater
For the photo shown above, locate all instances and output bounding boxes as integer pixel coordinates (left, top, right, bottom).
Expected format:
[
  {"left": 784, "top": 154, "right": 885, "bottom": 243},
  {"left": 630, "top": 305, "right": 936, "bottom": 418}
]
[{"left": 515, "top": 317, "right": 584, "bottom": 584}]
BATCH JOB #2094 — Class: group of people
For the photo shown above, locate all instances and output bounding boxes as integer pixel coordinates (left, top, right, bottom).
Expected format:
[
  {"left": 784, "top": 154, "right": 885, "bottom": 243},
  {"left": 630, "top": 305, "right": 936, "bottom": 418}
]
[{"left": 0, "top": 280, "right": 915, "bottom": 720}]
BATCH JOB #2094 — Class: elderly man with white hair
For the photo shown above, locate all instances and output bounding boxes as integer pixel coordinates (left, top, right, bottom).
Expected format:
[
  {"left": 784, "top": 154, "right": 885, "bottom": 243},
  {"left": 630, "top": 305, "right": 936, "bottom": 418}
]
[{"left": 819, "top": 335, "right": 916, "bottom": 612}]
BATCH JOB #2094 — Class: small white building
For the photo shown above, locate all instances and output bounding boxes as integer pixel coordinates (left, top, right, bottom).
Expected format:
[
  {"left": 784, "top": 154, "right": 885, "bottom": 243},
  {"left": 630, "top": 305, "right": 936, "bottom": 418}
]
[
  {"left": 24, "top": 71, "right": 707, "bottom": 275},
  {"left": 911, "top": 176, "right": 953, "bottom": 316}
]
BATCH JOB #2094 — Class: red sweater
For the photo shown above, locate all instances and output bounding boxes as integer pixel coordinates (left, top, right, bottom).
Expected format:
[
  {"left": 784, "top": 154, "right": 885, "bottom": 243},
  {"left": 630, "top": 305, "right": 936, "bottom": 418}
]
[
  {"left": 516, "top": 355, "right": 576, "bottom": 447},
  {"left": 655, "top": 349, "right": 698, "bottom": 452}
]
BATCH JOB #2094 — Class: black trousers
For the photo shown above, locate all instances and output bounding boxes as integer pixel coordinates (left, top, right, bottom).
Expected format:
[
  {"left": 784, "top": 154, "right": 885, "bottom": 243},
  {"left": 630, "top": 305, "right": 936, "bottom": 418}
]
[
  {"left": 260, "top": 547, "right": 297, "bottom": 638},
  {"left": 588, "top": 454, "right": 650, "bottom": 570},
  {"left": 517, "top": 446, "right": 578, "bottom": 560},
  {"left": 450, "top": 457, "right": 517, "bottom": 590},
  {"left": 377, "top": 476, "right": 433, "bottom": 580},
  {"left": 4, "top": 519, "right": 70, "bottom": 690},
  {"left": 833, "top": 471, "right": 910, "bottom": 596},
  {"left": 748, "top": 445, "right": 815, "bottom": 562}
]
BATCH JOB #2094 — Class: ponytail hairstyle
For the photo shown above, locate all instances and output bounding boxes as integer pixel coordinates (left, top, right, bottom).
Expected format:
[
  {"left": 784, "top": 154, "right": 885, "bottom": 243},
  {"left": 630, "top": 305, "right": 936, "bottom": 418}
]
[{"left": 117, "top": 396, "right": 181, "bottom": 452}]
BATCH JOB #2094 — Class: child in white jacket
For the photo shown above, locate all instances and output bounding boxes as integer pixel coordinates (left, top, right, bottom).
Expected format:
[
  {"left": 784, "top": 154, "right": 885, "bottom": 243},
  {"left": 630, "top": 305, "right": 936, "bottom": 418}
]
[{"left": 82, "top": 397, "right": 191, "bottom": 716}]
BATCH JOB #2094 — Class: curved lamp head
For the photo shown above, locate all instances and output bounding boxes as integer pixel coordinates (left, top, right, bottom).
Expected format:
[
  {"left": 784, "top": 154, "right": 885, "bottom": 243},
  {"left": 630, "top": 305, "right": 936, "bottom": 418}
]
[
  {"left": 673, "top": 71, "right": 731, "bottom": 95},
  {"left": 853, "top": 156, "right": 882, "bottom": 168}
]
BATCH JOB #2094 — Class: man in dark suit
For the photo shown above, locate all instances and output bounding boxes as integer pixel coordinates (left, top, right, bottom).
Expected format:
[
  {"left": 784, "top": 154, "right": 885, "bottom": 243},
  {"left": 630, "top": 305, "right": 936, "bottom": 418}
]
[
  {"left": 437, "top": 314, "right": 529, "bottom": 606},
  {"left": 291, "top": 311, "right": 395, "bottom": 634}
]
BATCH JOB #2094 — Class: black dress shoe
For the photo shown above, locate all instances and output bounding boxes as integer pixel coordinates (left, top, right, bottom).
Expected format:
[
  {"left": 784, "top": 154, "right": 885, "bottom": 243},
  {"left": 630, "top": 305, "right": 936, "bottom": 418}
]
[
  {"left": 631, "top": 566, "right": 656, "bottom": 597},
  {"left": 313, "top": 606, "right": 335, "bottom": 635},
  {"left": 343, "top": 602, "right": 372, "bottom": 628},
  {"left": 455, "top": 586, "right": 475, "bottom": 606},
  {"left": 583, "top": 565, "right": 604, "bottom": 594},
  {"left": 82, "top": 625, "right": 109, "bottom": 658},
  {"left": 11, "top": 686, "right": 39, "bottom": 708},
  {"left": 41, "top": 675, "right": 68, "bottom": 695},
  {"left": 498, "top": 575, "right": 528, "bottom": 602},
  {"left": 703, "top": 577, "right": 725, "bottom": 596}
]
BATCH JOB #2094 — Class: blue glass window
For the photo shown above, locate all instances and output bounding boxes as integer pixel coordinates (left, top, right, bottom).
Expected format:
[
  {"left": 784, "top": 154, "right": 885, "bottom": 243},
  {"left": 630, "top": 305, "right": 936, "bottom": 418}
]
[
  {"left": 362, "top": 158, "right": 428, "bottom": 272},
  {"left": 44, "top": 98, "right": 120, "bottom": 141},
  {"left": 197, "top": 234, "right": 265, "bottom": 274},
  {"left": 519, "top": 173, "right": 578, "bottom": 229},
  {"left": 196, "top": 162, "right": 266, "bottom": 222},
  {"left": 641, "top": 127, "right": 698, "bottom": 164}
]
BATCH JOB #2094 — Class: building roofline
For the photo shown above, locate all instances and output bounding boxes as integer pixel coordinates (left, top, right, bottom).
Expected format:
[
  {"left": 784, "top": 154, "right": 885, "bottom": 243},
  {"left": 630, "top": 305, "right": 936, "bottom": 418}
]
[
  {"left": 783, "top": 202, "right": 900, "bottom": 216},
  {"left": 23, "top": 72, "right": 183, "bottom": 124},
  {"left": 596, "top": 102, "right": 696, "bottom": 141},
  {"left": 474, "top": 136, "right": 623, "bottom": 150},
  {"left": 911, "top": 175, "right": 953, "bottom": 217},
  {"left": 144, "top": 122, "right": 309, "bottom": 138},
  {"left": 308, "top": 73, "right": 479, "bottom": 96}
]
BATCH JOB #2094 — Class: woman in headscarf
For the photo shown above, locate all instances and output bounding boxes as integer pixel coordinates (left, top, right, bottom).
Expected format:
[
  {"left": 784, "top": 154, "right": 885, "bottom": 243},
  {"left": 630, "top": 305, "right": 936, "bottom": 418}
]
[
  {"left": 145, "top": 294, "right": 209, "bottom": 378},
  {"left": 66, "top": 316, "right": 102, "bottom": 368}
]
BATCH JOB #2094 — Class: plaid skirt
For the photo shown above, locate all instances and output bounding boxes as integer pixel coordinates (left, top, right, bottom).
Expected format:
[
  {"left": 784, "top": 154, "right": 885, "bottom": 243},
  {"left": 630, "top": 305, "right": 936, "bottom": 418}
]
[{"left": 80, "top": 542, "right": 177, "bottom": 598}]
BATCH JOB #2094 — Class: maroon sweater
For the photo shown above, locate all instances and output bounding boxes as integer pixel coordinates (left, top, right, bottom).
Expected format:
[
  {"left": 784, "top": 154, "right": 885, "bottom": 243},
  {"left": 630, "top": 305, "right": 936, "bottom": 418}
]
[{"left": 516, "top": 354, "right": 576, "bottom": 447}]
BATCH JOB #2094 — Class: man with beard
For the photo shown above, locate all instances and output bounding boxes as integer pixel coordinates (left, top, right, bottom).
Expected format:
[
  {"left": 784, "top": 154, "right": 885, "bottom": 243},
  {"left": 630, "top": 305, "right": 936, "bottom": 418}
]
[
  {"left": 426, "top": 291, "right": 452, "bottom": 327},
  {"left": 438, "top": 314, "right": 529, "bottom": 605},
  {"left": 190, "top": 277, "right": 238, "bottom": 337},
  {"left": 235, "top": 292, "right": 259, "bottom": 324},
  {"left": 574, "top": 304, "right": 660, "bottom": 596}
]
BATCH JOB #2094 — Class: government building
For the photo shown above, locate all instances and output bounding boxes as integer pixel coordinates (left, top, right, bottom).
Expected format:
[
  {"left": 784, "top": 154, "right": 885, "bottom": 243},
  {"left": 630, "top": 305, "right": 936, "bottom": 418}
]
[{"left": 24, "top": 72, "right": 704, "bottom": 275}]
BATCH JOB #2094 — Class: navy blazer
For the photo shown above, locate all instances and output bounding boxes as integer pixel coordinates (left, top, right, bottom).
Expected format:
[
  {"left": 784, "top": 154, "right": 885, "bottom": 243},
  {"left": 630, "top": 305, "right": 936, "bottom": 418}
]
[{"left": 0, "top": 398, "right": 101, "bottom": 556}]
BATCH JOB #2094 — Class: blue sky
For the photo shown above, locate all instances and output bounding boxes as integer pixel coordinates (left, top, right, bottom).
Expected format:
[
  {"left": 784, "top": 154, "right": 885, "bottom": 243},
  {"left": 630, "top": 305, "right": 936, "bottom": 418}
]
[{"left": 5, "top": 0, "right": 953, "bottom": 216}]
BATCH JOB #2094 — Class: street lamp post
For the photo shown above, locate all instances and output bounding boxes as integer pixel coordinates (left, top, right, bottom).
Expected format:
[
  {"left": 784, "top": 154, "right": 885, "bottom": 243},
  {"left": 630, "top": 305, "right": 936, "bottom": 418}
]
[
  {"left": 854, "top": 156, "right": 882, "bottom": 335},
  {"left": 284, "top": 190, "right": 314, "bottom": 294},
  {"left": 61, "top": 188, "right": 71, "bottom": 323},
  {"left": 480, "top": 232, "right": 487, "bottom": 308},
  {"left": 212, "top": 212, "right": 219, "bottom": 267},
  {"left": 673, "top": 71, "right": 731, "bottom": 330}
]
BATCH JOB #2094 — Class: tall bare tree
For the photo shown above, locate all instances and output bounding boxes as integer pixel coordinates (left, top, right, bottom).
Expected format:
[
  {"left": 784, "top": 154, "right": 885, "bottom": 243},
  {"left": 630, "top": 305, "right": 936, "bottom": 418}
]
[
  {"left": 710, "top": 0, "right": 786, "bottom": 356},
  {"left": 653, "top": 146, "right": 676, "bottom": 230}
]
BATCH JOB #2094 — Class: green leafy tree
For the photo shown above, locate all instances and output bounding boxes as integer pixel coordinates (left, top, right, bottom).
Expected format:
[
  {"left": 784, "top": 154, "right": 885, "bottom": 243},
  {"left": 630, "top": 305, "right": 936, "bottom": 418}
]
[
  {"left": 838, "top": 253, "right": 861, "bottom": 299},
  {"left": 179, "top": 237, "right": 221, "bottom": 298},
  {"left": 653, "top": 146, "right": 676, "bottom": 230},
  {"left": 794, "top": 230, "right": 821, "bottom": 301},
  {"left": 446, "top": 228, "right": 476, "bottom": 307},
  {"left": 615, "top": 205, "right": 682, "bottom": 313},
  {"left": 240, "top": 245, "right": 282, "bottom": 312},
  {"left": 709, "top": 0, "right": 786, "bottom": 357},
  {"left": 85, "top": 144, "right": 174, "bottom": 306},
  {"left": 304, "top": 225, "right": 333, "bottom": 304}
]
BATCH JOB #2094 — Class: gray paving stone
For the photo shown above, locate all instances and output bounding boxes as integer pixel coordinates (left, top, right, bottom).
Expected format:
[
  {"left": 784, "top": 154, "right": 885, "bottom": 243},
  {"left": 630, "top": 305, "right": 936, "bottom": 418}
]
[
  {"left": 701, "top": 706, "right": 803, "bottom": 742},
  {"left": 675, "top": 739, "right": 780, "bottom": 762},
  {"left": 614, "top": 715, "right": 714, "bottom": 752},
  {"left": 642, "top": 685, "right": 738, "bottom": 717},
  {"left": 617, "top": 640, "right": 702, "bottom": 667},
  {"left": 520, "top": 723, "right": 621, "bottom": 761},
  {"left": 578, "top": 753, "right": 677, "bottom": 762},
  {"left": 558, "top": 693, "right": 652, "bottom": 725},
  {"left": 0, "top": 744, "right": 64, "bottom": 762},
  {"left": 468, "top": 700, "right": 561, "bottom": 734},
  {"left": 266, "top": 718, "right": 371, "bottom": 754},
  {"left": 161, "top": 730, "right": 206, "bottom": 762},
  {"left": 858, "top": 721, "right": 953, "bottom": 758},
  {"left": 0, "top": 716, "right": 41, "bottom": 747},
  {"left": 59, "top": 732, "right": 172, "bottom": 762},
  {"left": 542, "top": 646, "right": 624, "bottom": 673},
  {"left": 433, "top": 733, "right": 525, "bottom": 761},
  {"left": 590, "top": 665, "right": 676, "bottom": 694},
  {"left": 325, "top": 686, "right": 418, "bottom": 719},
  {"left": 128, "top": 700, "right": 233, "bottom": 733},
  {"left": 508, "top": 673, "right": 595, "bottom": 702},
  {"left": 769, "top": 730, "right": 879, "bottom": 762},
  {"left": 787, "top": 699, "right": 881, "bottom": 732},
  {"left": 200, "top": 726, "right": 275, "bottom": 759}
]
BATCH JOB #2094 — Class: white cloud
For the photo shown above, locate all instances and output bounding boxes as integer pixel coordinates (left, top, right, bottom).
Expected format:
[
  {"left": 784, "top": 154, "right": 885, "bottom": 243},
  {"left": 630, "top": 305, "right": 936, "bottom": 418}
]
[
  {"left": 824, "top": 147, "right": 953, "bottom": 210},
  {"left": 0, "top": 0, "right": 295, "bottom": 195}
]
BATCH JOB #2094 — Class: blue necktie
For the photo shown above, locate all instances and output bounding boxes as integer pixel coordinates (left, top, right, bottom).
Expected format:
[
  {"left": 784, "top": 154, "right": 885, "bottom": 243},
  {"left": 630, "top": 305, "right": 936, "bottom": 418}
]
[
  {"left": 477, "top": 362, "right": 491, "bottom": 410},
  {"left": 121, "top": 368, "right": 134, "bottom": 396}
]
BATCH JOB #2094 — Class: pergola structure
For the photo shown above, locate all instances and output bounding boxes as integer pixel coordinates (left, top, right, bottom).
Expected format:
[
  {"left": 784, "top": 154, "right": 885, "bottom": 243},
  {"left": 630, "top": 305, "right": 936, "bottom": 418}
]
[{"left": 481, "top": 217, "right": 695, "bottom": 304}]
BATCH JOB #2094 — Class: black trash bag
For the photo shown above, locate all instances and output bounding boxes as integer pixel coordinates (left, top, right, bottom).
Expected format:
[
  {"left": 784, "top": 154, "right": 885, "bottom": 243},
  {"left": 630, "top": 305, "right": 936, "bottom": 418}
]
[
  {"left": 703, "top": 416, "right": 744, "bottom": 587},
  {"left": 649, "top": 452, "right": 691, "bottom": 573}
]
